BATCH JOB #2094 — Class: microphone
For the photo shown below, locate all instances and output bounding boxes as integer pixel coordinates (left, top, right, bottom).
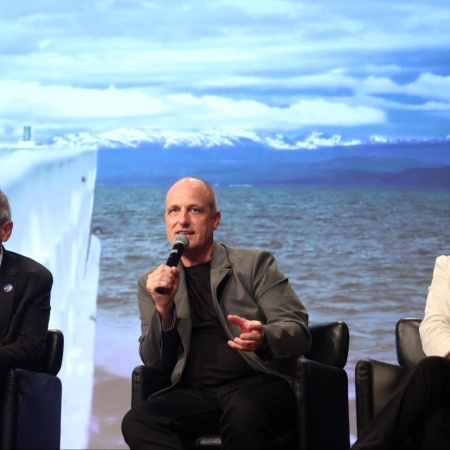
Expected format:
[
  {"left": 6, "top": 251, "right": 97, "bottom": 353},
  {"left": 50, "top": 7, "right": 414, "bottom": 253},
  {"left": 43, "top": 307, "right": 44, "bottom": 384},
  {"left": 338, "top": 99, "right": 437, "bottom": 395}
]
[{"left": 156, "top": 234, "right": 189, "bottom": 294}]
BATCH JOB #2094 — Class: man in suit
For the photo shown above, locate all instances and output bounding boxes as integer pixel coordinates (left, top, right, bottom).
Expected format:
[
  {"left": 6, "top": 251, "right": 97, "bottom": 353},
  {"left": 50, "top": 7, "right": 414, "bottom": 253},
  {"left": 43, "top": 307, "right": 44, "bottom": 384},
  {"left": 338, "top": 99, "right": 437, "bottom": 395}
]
[
  {"left": 0, "top": 189, "right": 52, "bottom": 375},
  {"left": 122, "top": 177, "right": 311, "bottom": 449}
]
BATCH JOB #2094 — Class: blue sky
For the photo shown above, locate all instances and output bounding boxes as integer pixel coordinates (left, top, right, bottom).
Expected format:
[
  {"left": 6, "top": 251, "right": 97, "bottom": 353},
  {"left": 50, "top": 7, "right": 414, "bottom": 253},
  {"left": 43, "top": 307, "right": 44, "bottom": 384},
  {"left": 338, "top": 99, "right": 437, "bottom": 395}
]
[{"left": 1, "top": 0, "right": 450, "bottom": 143}]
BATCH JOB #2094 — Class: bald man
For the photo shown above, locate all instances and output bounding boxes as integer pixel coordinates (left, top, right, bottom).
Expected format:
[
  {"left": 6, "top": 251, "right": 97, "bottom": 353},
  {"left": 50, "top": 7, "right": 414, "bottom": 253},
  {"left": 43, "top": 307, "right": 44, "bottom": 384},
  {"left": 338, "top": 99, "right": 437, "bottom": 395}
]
[{"left": 122, "top": 177, "right": 311, "bottom": 450}]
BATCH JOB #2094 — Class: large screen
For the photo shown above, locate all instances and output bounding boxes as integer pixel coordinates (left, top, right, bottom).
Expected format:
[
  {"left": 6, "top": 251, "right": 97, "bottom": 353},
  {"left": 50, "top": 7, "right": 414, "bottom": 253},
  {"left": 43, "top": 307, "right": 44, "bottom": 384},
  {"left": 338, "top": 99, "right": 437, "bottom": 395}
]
[{"left": 1, "top": 2, "right": 449, "bottom": 448}]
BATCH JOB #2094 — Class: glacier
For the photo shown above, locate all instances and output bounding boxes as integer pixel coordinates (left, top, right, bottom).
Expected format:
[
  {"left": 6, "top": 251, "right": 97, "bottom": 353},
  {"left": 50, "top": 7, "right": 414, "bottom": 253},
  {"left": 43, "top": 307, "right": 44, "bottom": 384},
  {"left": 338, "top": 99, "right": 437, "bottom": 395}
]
[{"left": 1, "top": 143, "right": 100, "bottom": 450}]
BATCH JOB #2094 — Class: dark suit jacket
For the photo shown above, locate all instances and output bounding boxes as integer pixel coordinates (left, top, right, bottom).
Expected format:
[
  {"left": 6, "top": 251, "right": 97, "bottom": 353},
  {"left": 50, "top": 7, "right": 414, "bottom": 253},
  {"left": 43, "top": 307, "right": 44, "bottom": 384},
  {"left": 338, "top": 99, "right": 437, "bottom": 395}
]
[{"left": 0, "top": 246, "right": 52, "bottom": 372}]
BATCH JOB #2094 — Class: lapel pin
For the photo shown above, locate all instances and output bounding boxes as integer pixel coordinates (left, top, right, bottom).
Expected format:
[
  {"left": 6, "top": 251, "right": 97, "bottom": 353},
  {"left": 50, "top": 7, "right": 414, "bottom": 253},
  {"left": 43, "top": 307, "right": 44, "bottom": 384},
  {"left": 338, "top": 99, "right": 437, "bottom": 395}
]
[{"left": 4, "top": 284, "right": 13, "bottom": 293}]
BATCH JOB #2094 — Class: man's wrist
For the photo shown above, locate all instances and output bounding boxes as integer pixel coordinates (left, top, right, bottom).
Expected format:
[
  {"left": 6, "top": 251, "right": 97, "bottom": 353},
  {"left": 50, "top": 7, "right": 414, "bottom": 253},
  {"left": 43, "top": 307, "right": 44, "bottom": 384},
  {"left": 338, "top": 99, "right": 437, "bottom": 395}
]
[{"left": 160, "top": 305, "right": 177, "bottom": 331}]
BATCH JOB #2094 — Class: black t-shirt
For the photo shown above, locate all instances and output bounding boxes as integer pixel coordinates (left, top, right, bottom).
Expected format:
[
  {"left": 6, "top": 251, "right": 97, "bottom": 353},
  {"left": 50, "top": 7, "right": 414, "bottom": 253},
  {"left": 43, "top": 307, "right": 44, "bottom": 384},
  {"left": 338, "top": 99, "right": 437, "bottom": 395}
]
[{"left": 183, "top": 262, "right": 255, "bottom": 388}]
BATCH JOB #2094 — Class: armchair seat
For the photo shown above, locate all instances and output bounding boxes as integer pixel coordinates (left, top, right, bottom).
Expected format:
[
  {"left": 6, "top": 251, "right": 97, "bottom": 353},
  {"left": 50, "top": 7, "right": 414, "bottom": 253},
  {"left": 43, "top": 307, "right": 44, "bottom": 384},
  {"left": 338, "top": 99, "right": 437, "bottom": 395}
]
[{"left": 131, "top": 321, "right": 350, "bottom": 450}]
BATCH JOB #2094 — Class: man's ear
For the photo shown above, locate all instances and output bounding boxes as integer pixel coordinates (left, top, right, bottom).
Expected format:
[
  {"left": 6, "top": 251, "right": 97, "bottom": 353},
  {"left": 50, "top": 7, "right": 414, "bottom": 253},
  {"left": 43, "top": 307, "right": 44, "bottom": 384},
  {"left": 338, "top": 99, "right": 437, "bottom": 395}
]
[
  {"left": 213, "top": 210, "right": 221, "bottom": 230},
  {"left": 0, "top": 220, "right": 13, "bottom": 243}
]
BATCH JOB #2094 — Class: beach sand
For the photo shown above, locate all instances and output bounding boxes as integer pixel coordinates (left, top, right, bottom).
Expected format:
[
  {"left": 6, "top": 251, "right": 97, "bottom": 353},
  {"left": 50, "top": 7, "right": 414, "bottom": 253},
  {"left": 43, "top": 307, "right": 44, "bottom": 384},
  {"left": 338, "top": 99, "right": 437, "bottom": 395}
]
[{"left": 88, "top": 367, "right": 130, "bottom": 449}]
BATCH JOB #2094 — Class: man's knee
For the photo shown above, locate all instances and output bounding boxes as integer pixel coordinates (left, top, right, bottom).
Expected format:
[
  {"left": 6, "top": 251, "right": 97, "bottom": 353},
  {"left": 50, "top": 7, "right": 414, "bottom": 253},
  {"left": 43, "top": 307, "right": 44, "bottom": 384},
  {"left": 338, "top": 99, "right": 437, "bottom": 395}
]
[
  {"left": 417, "top": 355, "right": 450, "bottom": 371},
  {"left": 121, "top": 403, "right": 159, "bottom": 442},
  {"left": 121, "top": 407, "right": 138, "bottom": 444},
  {"left": 412, "top": 356, "right": 450, "bottom": 382}
]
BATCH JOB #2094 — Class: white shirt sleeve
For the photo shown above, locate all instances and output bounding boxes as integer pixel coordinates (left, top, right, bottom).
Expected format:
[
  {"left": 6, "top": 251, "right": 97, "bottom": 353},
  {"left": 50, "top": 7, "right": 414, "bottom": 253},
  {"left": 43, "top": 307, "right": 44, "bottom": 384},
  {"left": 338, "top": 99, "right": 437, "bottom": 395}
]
[{"left": 419, "top": 255, "right": 450, "bottom": 357}]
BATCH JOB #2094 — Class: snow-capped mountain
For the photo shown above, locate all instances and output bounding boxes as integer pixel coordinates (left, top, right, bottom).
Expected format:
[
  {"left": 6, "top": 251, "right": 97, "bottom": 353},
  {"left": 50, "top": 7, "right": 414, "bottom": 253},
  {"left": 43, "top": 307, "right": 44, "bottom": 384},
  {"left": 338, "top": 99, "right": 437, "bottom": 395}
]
[
  {"left": 33, "top": 126, "right": 450, "bottom": 188},
  {"left": 39, "top": 127, "right": 450, "bottom": 151},
  {"left": 40, "top": 128, "right": 409, "bottom": 150}
]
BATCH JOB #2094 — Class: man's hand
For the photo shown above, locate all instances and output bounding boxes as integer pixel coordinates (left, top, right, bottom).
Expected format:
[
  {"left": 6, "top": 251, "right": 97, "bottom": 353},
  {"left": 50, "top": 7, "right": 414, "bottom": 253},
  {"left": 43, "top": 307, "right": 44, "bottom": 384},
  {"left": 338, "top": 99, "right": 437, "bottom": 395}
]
[
  {"left": 146, "top": 264, "right": 180, "bottom": 329},
  {"left": 227, "top": 314, "right": 266, "bottom": 352}
]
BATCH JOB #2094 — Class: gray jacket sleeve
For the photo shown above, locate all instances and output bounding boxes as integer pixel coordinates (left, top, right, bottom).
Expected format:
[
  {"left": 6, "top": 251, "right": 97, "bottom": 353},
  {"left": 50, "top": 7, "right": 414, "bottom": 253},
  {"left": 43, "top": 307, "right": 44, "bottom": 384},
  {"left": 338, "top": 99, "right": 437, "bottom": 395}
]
[
  {"left": 248, "top": 249, "right": 311, "bottom": 359},
  {"left": 137, "top": 272, "right": 180, "bottom": 372}
]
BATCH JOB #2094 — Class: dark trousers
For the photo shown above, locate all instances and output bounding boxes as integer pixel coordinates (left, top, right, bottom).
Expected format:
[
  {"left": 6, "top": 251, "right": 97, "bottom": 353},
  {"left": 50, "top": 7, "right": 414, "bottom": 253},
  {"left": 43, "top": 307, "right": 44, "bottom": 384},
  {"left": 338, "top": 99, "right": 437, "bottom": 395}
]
[
  {"left": 122, "top": 373, "right": 295, "bottom": 450},
  {"left": 352, "top": 356, "right": 450, "bottom": 450}
]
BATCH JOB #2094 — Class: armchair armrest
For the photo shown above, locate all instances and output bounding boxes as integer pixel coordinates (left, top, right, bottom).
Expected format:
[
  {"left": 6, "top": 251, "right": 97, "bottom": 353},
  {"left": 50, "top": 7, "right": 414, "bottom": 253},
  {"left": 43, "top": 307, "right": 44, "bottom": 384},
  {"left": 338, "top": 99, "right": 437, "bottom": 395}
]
[
  {"left": 42, "top": 329, "right": 64, "bottom": 376},
  {"left": 306, "top": 321, "right": 349, "bottom": 368},
  {"left": 295, "top": 358, "right": 350, "bottom": 450},
  {"left": 131, "top": 365, "right": 171, "bottom": 407},
  {"left": 396, "top": 318, "right": 425, "bottom": 368},
  {"left": 355, "top": 358, "right": 407, "bottom": 437}
]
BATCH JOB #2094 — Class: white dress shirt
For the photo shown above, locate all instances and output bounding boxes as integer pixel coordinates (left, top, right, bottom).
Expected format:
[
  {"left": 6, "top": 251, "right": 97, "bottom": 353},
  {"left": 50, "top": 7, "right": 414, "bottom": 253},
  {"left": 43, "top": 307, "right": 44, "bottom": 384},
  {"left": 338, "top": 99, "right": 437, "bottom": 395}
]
[{"left": 420, "top": 255, "right": 450, "bottom": 357}]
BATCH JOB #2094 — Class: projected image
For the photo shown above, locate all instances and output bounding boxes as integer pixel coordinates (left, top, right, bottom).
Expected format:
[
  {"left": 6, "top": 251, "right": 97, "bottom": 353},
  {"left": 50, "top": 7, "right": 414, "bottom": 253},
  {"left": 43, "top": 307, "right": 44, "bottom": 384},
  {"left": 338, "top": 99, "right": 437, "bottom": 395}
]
[{"left": 1, "top": 1, "right": 450, "bottom": 449}]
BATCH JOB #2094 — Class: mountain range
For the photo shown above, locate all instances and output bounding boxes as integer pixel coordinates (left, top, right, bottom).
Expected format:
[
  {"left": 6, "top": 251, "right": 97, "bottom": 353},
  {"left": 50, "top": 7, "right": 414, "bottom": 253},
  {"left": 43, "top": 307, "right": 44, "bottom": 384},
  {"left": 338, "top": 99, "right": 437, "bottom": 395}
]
[
  {"left": 44, "top": 127, "right": 450, "bottom": 150},
  {"left": 42, "top": 128, "right": 450, "bottom": 188}
]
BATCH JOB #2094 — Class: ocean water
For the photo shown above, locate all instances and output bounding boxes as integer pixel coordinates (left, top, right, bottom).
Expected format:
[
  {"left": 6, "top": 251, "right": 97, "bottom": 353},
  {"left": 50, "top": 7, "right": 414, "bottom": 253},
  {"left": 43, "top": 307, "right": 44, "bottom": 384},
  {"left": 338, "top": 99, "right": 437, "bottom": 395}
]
[{"left": 89, "top": 185, "right": 450, "bottom": 448}]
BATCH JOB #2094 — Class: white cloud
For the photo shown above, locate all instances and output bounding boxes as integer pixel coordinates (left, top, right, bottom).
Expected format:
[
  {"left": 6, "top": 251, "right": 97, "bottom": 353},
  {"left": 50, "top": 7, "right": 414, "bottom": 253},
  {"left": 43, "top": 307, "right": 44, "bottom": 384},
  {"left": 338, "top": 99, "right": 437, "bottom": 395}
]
[
  {"left": 0, "top": 0, "right": 448, "bottom": 140},
  {"left": 407, "top": 101, "right": 450, "bottom": 112},
  {"left": 38, "top": 39, "right": 52, "bottom": 49},
  {"left": 404, "top": 73, "right": 450, "bottom": 101},
  {"left": 168, "top": 94, "right": 384, "bottom": 128},
  {"left": 287, "top": 99, "right": 385, "bottom": 126},
  {"left": 360, "top": 73, "right": 450, "bottom": 102},
  {"left": 0, "top": 80, "right": 385, "bottom": 142},
  {"left": 0, "top": 81, "right": 166, "bottom": 119}
]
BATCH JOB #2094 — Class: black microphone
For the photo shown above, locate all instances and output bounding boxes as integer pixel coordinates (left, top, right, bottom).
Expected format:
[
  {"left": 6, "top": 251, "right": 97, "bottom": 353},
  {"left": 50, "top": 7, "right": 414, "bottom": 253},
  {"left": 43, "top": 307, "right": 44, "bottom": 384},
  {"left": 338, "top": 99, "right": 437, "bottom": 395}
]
[{"left": 156, "top": 234, "right": 189, "bottom": 294}]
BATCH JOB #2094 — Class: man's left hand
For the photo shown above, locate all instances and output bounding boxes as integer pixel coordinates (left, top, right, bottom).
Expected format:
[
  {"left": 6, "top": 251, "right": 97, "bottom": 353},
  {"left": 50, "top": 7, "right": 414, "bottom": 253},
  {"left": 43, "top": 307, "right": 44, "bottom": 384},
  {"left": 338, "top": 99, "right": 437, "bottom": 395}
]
[{"left": 227, "top": 314, "right": 266, "bottom": 352}]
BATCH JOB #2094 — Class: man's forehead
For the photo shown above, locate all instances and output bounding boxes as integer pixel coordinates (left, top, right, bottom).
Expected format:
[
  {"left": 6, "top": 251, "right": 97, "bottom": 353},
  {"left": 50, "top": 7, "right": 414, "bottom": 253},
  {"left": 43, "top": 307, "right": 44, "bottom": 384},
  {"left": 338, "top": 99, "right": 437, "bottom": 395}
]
[
  {"left": 165, "top": 196, "right": 208, "bottom": 208},
  {"left": 166, "top": 182, "right": 209, "bottom": 202}
]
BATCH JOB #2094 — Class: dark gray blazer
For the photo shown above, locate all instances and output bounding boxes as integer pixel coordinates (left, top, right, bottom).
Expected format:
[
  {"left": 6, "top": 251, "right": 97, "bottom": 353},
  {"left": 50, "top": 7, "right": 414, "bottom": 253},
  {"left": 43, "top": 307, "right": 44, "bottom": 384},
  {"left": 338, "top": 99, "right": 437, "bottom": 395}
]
[
  {"left": 0, "top": 246, "right": 52, "bottom": 372},
  {"left": 138, "top": 241, "right": 311, "bottom": 387}
]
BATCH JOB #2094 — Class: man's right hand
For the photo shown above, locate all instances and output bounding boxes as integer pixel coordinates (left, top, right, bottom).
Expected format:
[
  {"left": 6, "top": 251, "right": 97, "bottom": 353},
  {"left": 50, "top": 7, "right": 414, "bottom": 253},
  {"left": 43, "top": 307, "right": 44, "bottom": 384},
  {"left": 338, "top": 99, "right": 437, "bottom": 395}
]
[{"left": 146, "top": 264, "right": 180, "bottom": 328}]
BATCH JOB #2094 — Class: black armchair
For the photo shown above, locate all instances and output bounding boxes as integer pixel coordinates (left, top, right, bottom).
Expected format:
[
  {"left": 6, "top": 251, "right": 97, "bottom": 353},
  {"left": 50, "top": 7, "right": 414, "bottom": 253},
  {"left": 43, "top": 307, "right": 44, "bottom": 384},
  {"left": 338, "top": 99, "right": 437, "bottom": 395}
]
[
  {"left": 131, "top": 321, "right": 350, "bottom": 450},
  {"left": 0, "top": 329, "right": 64, "bottom": 450},
  {"left": 355, "top": 318, "right": 426, "bottom": 437}
]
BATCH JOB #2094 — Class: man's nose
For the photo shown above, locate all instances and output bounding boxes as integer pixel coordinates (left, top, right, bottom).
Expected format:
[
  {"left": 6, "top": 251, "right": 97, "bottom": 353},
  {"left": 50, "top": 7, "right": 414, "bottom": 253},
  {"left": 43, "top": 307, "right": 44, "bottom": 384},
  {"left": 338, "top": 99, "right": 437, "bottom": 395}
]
[{"left": 178, "top": 209, "right": 190, "bottom": 225}]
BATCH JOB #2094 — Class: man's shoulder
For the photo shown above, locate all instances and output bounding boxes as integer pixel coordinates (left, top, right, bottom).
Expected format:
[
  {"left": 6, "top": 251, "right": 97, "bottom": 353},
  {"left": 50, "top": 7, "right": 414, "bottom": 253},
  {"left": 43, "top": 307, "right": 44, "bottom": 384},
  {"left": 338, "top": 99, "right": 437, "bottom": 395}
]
[
  {"left": 216, "top": 242, "right": 274, "bottom": 263},
  {"left": 433, "top": 255, "right": 450, "bottom": 278},
  {"left": 436, "top": 255, "right": 450, "bottom": 266},
  {"left": 4, "top": 249, "right": 52, "bottom": 278}
]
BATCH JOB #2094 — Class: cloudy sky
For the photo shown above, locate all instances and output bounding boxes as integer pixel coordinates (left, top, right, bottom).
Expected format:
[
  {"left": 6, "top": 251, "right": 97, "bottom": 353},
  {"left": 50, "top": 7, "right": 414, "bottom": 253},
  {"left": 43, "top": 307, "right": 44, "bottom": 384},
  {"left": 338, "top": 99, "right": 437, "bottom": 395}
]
[{"left": 1, "top": 0, "right": 450, "bottom": 143}]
